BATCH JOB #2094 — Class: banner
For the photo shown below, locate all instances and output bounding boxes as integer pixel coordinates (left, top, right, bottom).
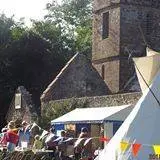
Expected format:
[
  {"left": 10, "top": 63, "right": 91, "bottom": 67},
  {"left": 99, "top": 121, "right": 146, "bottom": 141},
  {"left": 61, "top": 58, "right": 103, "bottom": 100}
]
[
  {"left": 153, "top": 145, "right": 160, "bottom": 155},
  {"left": 120, "top": 142, "right": 129, "bottom": 152},
  {"left": 132, "top": 143, "right": 142, "bottom": 157},
  {"left": 99, "top": 137, "right": 110, "bottom": 142}
]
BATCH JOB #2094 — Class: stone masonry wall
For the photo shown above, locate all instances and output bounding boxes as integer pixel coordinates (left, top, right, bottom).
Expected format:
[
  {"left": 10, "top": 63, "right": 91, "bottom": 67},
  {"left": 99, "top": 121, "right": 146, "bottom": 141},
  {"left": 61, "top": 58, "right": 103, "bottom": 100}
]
[
  {"left": 41, "top": 92, "right": 141, "bottom": 123},
  {"left": 119, "top": 59, "right": 138, "bottom": 91},
  {"left": 94, "top": 60, "right": 120, "bottom": 93},
  {"left": 94, "top": 0, "right": 121, "bottom": 11},
  {"left": 41, "top": 54, "right": 110, "bottom": 103},
  {"left": 6, "top": 86, "right": 36, "bottom": 124},
  {"left": 119, "top": 2, "right": 160, "bottom": 90},
  {"left": 92, "top": 0, "right": 160, "bottom": 94},
  {"left": 120, "top": 0, "right": 160, "bottom": 9},
  {"left": 92, "top": 5, "right": 120, "bottom": 60},
  {"left": 120, "top": 4, "right": 160, "bottom": 57},
  {"left": 92, "top": 1, "right": 121, "bottom": 93}
]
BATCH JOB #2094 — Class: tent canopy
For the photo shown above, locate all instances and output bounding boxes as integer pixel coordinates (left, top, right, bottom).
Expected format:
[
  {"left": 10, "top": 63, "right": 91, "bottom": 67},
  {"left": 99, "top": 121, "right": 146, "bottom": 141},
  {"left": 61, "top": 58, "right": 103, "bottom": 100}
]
[
  {"left": 95, "top": 67, "right": 160, "bottom": 159},
  {"left": 51, "top": 105, "right": 133, "bottom": 124},
  {"left": 133, "top": 48, "right": 160, "bottom": 93}
]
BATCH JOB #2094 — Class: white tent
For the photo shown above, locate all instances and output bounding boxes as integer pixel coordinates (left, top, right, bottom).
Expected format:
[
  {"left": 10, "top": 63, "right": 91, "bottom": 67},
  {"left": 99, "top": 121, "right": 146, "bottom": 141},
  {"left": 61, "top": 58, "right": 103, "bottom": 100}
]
[
  {"left": 95, "top": 70, "right": 160, "bottom": 159},
  {"left": 134, "top": 48, "right": 160, "bottom": 93},
  {"left": 51, "top": 105, "right": 133, "bottom": 124},
  {"left": 146, "top": 47, "right": 159, "bottom": 56}
]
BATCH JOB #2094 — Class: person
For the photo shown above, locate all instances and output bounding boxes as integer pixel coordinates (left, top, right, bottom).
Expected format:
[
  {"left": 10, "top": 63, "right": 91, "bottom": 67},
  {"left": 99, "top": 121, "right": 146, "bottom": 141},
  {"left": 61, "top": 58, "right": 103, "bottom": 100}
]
[
  {"left": 74, "top": 127, "right": 92, "bottom": 160},
  {"left": 29, "top": 122, "right": 41, "bottom": 146},
  {"left": 100, "top": 125, "right": 104, "bottom": 149},
  {"left": 45, "top": 127, "right": 58, "bottom": 157},
  {"left": 74, "top": 127, "right": 88, "bottom": 160},
  {"left": 6, "top": 123, "right": 19, "bottom": 152},
  {"left": 33, "top": 135, "right": 43, "bottom": 150},
  {"left": 80, "top": 127, "right": 92, "bottom": 159},
  {"left": 57, "top": 130, "right": 67, "bottom": 159},
  {"left": 0, "top": 128, "right": 8, "bottom": 148},
  {"left": 18, "top": 121, "right": 31, "bottom": 148},
  {"left": 40, "top": 130, "right": 49, "bottom": 148},
  {"left": 8, "top": 121, "right": 15, "bottom": 127}
]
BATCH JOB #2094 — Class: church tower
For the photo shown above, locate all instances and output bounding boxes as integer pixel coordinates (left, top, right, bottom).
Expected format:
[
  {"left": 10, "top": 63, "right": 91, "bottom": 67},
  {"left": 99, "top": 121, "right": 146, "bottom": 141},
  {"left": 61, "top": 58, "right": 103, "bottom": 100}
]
[{"left": 92, "top": 0, "right": 160, "bottom": 93}]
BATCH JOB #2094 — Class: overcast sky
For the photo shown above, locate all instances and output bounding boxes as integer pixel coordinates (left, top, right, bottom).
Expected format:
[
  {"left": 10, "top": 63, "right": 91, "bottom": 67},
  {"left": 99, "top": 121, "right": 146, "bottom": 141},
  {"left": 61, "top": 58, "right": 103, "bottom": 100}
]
[{"left": 0, "top": 0, "right": 54, "bottom": 25}]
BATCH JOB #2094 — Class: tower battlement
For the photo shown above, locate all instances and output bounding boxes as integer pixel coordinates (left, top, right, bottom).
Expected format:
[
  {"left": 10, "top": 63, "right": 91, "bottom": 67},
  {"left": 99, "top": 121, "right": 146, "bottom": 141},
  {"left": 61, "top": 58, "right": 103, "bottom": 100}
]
[{"left": 94, "top": 0, "right": 160, "bottom": 12}]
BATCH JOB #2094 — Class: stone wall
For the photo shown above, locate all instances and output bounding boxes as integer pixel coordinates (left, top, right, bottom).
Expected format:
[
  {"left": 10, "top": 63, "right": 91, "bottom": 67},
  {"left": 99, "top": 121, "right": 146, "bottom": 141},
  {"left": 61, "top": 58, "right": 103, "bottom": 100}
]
[
  {"left": 41, "top": 53, "right": 110, "bottom": 103},
  {"left": 41, "top": 92, "right": 141, "bottom": 112},
  {"left": 94, "top": 0, "right": 121, "bottom": 11},
  {"left": 92, "top": 4, "right": 120, "bottom": 60},
  {"left": 6, "top": 86, "right": 37, "bottom": 124},
  {"left": 92, "top": 0, "right": 121, "bottom": 93},
  {"left": 120, "top": 3, "right": 160, "bottom": 56},
  {"left": 93, "top": 60, "right": 120, "bottom": 93},
  {"left": 119, "top": 2, "right": 160, "bottom": 90},
  {"left": 41, "top": 92, "right": 141, "bottom": 125},
  {"left": 51, "top": 92, "right": 141, "bottom": 108},
  {"left": 119, "top": 59, "right": 137, "bottom": 91},
  {"left": 92, "top": 0, "right": 160, "bottom": 94},
  {"left": 121, "top": 0, "right": 160, "bottom": 9}
]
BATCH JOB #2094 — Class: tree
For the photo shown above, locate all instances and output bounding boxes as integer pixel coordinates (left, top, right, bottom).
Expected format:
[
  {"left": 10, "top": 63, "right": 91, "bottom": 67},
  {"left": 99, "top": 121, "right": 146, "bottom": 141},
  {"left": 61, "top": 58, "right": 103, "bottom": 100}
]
[
  {"left": 0, "top": 14, "right": 15, "bottom": 46},
  {"left": 31, "top": 20, "right": 74, "bottom": 59},
  {"left": 45, "top": 0, "right": 92, "bottom": 55},
  {"left": 0, "top": 14, "right": 70, "bottom": 127},
  {"left": 0, "top": 0, "right": 93, "bottom": 127}
]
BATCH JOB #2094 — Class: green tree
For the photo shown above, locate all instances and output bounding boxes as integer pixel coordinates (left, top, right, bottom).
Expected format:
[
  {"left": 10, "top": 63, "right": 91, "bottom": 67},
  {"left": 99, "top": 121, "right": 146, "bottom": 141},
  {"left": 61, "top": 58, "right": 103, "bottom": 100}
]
[
  {"left": 45, "top": 0, "right": 92, "bottom": 55},
  {"left": 31, "top": 20, "right": 74, "bottom": 59},
  {"left": 0, "top": 14, "right": 15, "bottom": 46},
  {"left": 0, "top": 14, "right": 70, "bottom": 126},
  {"left": 0, "top": 0, "right": 93, "bottom": 127}
]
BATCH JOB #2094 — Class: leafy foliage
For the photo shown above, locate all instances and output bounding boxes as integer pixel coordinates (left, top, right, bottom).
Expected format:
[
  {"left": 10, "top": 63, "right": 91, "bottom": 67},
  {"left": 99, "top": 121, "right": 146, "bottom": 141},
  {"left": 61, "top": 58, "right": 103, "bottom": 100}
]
[
  {"left": 0, "top": 14, "right": 15, "bottom": 46},
  {"left": 45, "top": 0, "right": 92, "bottom": 55},
  {"left": 0, "top": 14, "right": 69, "bottom": 126},
  {"left": 41, "top": 97, "right": 89, "bottom": 128},
  {"left": 0, "top": 0, "right": 93, "bottom": 127}
]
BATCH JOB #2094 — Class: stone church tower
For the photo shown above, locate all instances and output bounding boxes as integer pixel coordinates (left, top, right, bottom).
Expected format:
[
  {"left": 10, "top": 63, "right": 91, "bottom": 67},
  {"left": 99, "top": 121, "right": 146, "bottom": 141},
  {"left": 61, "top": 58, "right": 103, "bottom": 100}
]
[{"left": 92, "top": 0, "right": 160, "bottom": 93}]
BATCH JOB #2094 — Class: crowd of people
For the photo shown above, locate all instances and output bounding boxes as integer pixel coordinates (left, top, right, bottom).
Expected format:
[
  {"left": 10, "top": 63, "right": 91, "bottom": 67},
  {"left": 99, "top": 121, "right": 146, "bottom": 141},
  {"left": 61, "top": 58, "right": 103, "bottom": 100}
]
[
  {"left": 0, "top": 121, "right": 34, "bottom": 152},
  {"left": 0, "top": 121, "right": 101, "bottom": 160}
]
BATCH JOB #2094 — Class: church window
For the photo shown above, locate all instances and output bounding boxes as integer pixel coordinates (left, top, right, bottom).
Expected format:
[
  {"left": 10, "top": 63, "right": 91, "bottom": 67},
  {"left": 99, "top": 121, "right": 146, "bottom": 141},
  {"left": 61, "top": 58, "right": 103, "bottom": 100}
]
[
  {"left": 102, "top": 64, "right": 105, "bottom": 80},
  {"left": 102, "top": 12, "right": 109, "bottom": 39}
]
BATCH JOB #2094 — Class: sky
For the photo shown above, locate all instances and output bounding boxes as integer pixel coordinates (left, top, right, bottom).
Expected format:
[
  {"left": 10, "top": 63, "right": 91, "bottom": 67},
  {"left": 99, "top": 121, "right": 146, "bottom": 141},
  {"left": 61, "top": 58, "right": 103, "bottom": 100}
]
[{"left": 0, "top": 0, "right": 54, "bottom": 25}]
